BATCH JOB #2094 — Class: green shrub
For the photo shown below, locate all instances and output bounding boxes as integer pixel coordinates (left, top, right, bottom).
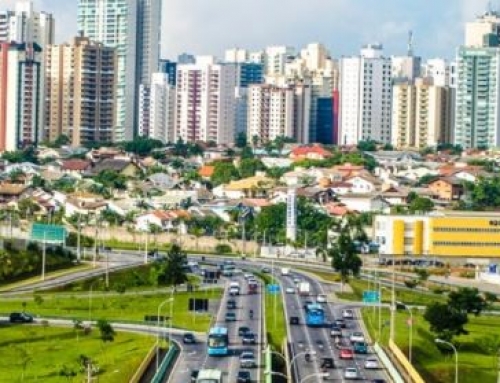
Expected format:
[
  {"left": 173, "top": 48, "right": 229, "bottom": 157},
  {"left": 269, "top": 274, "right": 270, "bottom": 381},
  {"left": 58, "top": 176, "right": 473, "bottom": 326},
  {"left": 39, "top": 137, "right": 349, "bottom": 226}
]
[{"left": 215, "top": 244, "right": 232, "bottom": 254}]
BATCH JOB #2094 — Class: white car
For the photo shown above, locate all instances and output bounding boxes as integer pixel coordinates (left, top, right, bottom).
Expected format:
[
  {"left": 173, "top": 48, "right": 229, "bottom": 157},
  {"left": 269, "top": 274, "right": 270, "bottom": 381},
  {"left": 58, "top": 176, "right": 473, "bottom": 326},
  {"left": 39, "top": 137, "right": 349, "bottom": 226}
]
[
  {"left": 316, "top": 294, "right": 327, "bottom": 303},
  {"left": 349, "top": 332, "right": 365, "bottom": 343},
  {"left": 344, "top": 367, "right": 359, "bottom": 380},
  {"left": 342, "top": 309, "right": 354, "bottom": 319},
  {"left": 286, "top": 287, "right": 295, "bottom": 294},
  {"left": 364, "top": 357, "right": 379, "bottom": 369},
  {"left": 244, "top": 273, "right": 253, "bottom": 280}
]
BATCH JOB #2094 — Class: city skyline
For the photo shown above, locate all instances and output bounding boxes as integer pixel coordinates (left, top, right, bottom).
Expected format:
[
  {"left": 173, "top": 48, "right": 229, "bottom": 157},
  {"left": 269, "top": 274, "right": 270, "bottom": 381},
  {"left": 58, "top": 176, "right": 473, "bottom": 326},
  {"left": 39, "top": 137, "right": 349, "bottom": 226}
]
[{"left": 2, "top": 0, "right": 494, "bottom": 60}]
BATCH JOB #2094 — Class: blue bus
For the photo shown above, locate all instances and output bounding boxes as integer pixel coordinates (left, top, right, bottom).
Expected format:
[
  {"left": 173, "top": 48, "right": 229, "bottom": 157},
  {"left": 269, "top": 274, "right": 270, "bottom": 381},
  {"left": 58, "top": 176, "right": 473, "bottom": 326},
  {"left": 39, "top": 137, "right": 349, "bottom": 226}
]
[
  {"left": 207, "top": 326, "right": 229, "bottom": 356},
  {"left": 305, "top": 303, "right": 326, "bottom": 327}
]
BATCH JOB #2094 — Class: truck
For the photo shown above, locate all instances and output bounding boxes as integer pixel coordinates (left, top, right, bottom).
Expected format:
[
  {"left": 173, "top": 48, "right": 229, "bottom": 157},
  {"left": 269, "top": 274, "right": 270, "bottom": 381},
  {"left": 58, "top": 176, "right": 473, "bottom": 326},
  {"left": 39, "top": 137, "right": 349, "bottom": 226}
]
[
  {"left": 281, "top": 267, "right": 290, "bottom": 276},
  {"left": 298, "top": 282, "right": 310, "bottom": 296}
]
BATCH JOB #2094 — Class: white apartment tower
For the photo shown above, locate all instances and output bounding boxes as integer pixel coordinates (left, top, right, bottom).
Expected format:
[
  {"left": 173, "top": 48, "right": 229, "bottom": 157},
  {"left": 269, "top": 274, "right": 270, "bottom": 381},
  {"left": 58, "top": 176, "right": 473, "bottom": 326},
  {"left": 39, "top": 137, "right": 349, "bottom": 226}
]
[
  {"left": 149, "top": 73, "right": 175, "bottom": 143},
  {"left": 264, "top": 46, "right": 295, "bottom": 76},
  {"left": 175, "top": 57, "right": 237, "bottom": 144},
  {"left": 339, "top": 44, "right": 392, "bottom": 145},
  {"left": 77, "top": 0, "right": 161, "bottom": 141},
  {"left": 247, "top": 84, "right": 311, "bottom": 144},
  {"left": 0, "top": 1, "right": 54, "bottom": 48}
]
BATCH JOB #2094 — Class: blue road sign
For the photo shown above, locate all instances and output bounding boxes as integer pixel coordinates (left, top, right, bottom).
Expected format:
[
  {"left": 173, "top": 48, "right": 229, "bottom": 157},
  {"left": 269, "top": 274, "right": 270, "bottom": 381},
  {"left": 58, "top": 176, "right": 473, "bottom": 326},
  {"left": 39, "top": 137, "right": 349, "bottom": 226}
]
[
  {"left": 30, "top": 223, "right": 66, "bottom": 244},
  {"left": 362, "top": 290, "right": 380, "bottom": 303},
  {"left": 267, "top": 284, "right": 280, "bottom": 294}
]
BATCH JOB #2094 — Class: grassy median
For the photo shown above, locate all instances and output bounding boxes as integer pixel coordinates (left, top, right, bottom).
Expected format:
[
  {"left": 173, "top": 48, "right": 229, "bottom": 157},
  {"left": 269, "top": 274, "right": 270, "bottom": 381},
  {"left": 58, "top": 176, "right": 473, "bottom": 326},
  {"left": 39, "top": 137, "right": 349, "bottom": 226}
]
[
  {"left": 0, "top": 324, "right": 154, "bottom": 382},
  {"left": 0, "top": 289, "right": 222, "bottom": 332}
]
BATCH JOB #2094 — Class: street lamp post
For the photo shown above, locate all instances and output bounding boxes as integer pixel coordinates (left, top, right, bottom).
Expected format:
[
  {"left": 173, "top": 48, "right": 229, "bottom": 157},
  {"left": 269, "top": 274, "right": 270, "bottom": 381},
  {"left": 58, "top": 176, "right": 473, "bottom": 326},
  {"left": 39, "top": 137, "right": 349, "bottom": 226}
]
[
  {"left": 41, "top": 231, "right": 47, "bottom": 281},
  {"left": 156, "top": 297, "right": 174, "bottom": 372},
  {"left": 397, "top": 301, "right": 413, "bottom": 364},
  {"left": 290, "top": 350, "right": 316, "bottom": 382},
  {"left": 435, "top": 338, "right": 458, "bottom": 383},
  {"left": 390, "top": 253, "right": 396, "bottom": 341},
  {"left": 299, "top": 372, "right": 329, "bottom": 383}
]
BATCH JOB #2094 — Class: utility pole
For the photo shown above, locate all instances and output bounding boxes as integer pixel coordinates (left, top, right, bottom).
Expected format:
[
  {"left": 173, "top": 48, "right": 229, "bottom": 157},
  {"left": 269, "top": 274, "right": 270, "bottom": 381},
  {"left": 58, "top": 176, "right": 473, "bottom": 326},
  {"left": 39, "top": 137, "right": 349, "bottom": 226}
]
[
  {"left": 41, "top": 231, "right": 46, "bottom": 281},
  {"left": 77, "top": 213, "right": 82, "bottom": 262},
  {"left": 93, "top": 212, "right": 98, "bottom": 268}
]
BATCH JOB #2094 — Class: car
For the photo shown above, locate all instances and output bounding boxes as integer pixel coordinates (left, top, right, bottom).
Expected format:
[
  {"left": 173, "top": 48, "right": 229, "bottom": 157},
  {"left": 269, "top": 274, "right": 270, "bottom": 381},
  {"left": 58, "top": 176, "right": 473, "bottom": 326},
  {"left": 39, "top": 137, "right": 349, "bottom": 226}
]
[
  {"left": 342, "top": 309, "right": 354, "bottom": 319},
  {"left": 261, "top": 267, "right": 271, "bottom": 273},
  {"left": 286, "top": 287, "right": 295, "bottom": 294},
  {"left": 239, "top": 351, "right": 257, "bottom": 368},
  {"left": 183, "top": 333, "right": 196, "bottom": 344},
  {"left": 9, "top": 312, "right": 34, "bottom": 323},
  {"left": 349, "top": 332, "right": 365, "bottom": 343},
  {"left": 238, "top": 326, "right": 251, "bottom": 336},
  {"left": 353, "top": 341, "right": 368, "bottom": 354},
  {"left": 225, "top": 312, "right": 237, "bottom": 322},
  {"left": 190, "top": 369, "right": 199, "bottom": 382},
  {"left": 244, "top": 273, "right": 253, "bottom": 280},
  {"left": 290, "top": 316, "right": 300, "bottom": 325},
  {"left": 316, "top": 294, "right": 327, "bottom": 303},
  {"left": 364, "top": 357, "right": 380, "bottom": 369},
  {"left": 370, "top": 380, "right": 386, "bottom": 383},
  {"left": 242, "top": 332, "right": 256, "bottom": 345},
  {"left": 321, "top": 357, "right": 335, "bottom": 369},
  {"left": 335, "top": 318, "right": 347, "bottom": 328},
  {"left": 293, "top": 277, "right": 301, "bottom": 284},
  {"left": 344, "top": 367, "right": 359, "bottom": 380},
  {"left": 339, "top": 348, "right": 354, "bottom": 359},
  {"left": 237, "top": 370, "right": 251, "bottom": 383},
  {"left": 330, "top": 325, "right": 342, "bottom": 337},
  {"left": 227, "top": 300, "right": 237, "bottom": 310}
]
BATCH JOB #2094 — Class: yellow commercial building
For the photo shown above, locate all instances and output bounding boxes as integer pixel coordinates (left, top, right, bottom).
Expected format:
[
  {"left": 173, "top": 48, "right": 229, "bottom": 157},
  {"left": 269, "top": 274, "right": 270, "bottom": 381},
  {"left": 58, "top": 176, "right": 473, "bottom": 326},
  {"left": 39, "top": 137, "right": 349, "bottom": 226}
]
[{"left": 373, "top": 212, "right": 500, "bottom": 259}]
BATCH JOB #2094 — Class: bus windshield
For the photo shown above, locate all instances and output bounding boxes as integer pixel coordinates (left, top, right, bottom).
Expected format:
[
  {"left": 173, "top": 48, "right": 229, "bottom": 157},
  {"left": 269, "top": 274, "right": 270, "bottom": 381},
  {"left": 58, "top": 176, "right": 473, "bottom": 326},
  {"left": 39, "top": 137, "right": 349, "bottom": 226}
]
[{"left": 208, "top": 335, "right": 227, "bottom": 348}]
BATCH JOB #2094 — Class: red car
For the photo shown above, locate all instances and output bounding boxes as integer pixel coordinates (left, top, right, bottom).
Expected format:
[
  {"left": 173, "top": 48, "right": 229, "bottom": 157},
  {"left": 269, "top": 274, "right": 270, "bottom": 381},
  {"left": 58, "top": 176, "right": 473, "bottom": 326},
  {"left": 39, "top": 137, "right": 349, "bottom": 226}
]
[{"left": 339, "top": 348, "right": 354, "bottom": 359}]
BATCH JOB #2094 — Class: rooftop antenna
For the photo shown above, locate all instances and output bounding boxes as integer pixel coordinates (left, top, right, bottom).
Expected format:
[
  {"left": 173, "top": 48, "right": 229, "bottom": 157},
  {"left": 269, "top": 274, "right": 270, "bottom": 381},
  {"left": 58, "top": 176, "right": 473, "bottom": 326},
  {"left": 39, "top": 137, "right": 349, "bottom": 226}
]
[{"left": 407, "top": 30, "right": 414, "bottom": 57}]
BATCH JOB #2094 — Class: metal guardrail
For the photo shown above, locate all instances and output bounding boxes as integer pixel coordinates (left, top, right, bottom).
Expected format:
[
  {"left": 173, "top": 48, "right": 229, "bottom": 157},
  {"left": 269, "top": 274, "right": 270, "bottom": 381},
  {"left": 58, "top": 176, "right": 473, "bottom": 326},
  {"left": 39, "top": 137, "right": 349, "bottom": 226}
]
[{"left": 150, "top": 343, "right": 180, "bottom": 383}]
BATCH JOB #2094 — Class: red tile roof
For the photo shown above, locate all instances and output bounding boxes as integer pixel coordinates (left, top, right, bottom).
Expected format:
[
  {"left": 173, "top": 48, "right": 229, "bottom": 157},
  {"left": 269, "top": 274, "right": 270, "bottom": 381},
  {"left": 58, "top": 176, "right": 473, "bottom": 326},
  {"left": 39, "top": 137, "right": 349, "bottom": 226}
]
[
  {"left": 290, "top": 145, "right": 332, "bottom": 158},
  {"left": 62, "top": 159, "right": 91, "bottom": 171},
  {"left": 198, "top": 165, "right": 215, "bottom": 178}
]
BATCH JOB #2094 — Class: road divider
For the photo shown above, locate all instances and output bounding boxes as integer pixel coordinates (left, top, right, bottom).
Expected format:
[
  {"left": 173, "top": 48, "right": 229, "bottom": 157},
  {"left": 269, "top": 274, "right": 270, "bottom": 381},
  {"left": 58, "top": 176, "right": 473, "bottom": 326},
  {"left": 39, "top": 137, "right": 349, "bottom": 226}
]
[
  {"left": 151, "top": 342, "right": 180, "bottom": 383},
  {"left": 373, "top": 342, "right": 405, "bottom": 383},
  {"left": 388, "top": 339, "right": 425, "bottom": 383}
]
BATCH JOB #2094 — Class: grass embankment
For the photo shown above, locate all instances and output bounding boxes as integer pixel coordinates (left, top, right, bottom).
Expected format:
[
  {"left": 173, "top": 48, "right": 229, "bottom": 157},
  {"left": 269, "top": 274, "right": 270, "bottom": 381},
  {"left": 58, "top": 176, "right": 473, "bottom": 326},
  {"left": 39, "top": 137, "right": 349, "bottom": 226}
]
[
  {"left": 362, "top": 308, "right": 499, "bottom": 383},
  {"left": 0, "top": 289, "right": 222, "bottom": 333},
  {"left": 0, "top": 324, "right": 154, "bottom": 383}
]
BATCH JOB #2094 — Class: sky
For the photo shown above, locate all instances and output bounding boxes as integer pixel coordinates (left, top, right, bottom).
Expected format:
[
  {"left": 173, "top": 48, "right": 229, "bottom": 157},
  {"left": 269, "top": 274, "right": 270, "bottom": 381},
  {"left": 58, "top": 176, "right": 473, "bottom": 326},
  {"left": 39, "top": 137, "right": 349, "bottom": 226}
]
[{"left": 2, "top": 0, "right": 495, "bottom": 60}]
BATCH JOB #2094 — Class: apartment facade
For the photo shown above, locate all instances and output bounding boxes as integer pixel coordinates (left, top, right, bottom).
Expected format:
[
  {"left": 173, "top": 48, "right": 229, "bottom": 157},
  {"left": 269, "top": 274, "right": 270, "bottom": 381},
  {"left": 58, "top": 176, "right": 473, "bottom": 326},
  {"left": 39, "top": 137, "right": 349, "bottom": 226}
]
[
  {"left": 0, "top": 42, "right": 43, "bottom": 151},
  {"left": 44, "top": 36, "right": 116, "bottom": 146},
  {"left": 392, "top": 78, "right": 453, "bottom": 149},
  {"left": 175, "top": 57, "right": 237, "bottom": 144},
  {"left": 77, "top": 0, "right": 161, "bottom": 141},
  {"left": 149, "top": 72, "right": 175, "bottom": 143},
  {"left": 339, "top": 44, "right": 392, "bottom": 145}
]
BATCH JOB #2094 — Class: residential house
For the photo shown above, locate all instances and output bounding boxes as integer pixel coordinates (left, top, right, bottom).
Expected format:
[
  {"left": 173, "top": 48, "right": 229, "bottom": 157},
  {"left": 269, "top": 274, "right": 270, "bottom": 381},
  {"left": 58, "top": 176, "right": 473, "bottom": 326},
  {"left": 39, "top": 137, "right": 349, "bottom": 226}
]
[
  {"left": 148, "top": 173, "right": 180, "bottom": 189},
  {"left": 346, "top": 174, "right": 381, "bottom": 194},
  {"left": 337, "top": 193, "right": 390, "bottom": 213},
  {"left": 428, "top": 177, "right": 465, "bottom": 201},
  {"left": 213, "top": 174, "right": 274, "bottom": 199},
  {"left": 325, "top": 202, "right": 352, "bottom": 217},
  {"left": 0, "top": 182, "right": 29, "bottom": 204},
  {"left": 331, "top": 164, "right": 365, "bottom": 178},
  {"left": 289, "top": 145, "right": 332, "bottom": 161},
  {"left": 296, "top": 186, "right": 335, "bottom": 205},
  {"left": 379, "top": 186, "right": 410, "bottom": 206},
  {"left": 90, "top": 159, "right": 141, "bottom": 178},
  {"left": 198, "top": 165, "right": 215, "bottom": 180},
  {"left": 135, "top": 210, "right": 190, "bottom": 233},
  {"left": 61, "top": 159, "right": 92, "bottom": 178},
  {"left": 330, "top": 181, "right": 353, "bottom": 195},
  {"left": 4, "top": 162, "right": 40, "bottom": 176},
  {"left": 86, "top": 147, "right": 126, "bottom": 162},
  {"left": 64, "top": 191, "right": 108, "bottom": 217}
]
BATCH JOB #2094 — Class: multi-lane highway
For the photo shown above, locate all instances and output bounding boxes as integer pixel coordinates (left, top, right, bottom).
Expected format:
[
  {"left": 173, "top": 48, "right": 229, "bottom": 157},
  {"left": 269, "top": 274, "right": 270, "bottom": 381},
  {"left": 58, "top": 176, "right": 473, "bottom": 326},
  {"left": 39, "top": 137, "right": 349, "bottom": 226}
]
[
  {"left": 278, "top": 269, "right": 390, "bottom": 382},
  {"left": 169, "top": 269, "right": 264, "bottom": 382}
]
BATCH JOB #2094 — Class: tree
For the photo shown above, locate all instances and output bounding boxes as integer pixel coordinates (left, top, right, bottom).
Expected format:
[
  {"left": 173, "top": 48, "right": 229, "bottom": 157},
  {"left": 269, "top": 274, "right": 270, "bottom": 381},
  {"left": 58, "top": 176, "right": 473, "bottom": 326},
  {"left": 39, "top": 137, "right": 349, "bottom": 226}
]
[
  {"left": 415, "top": 268, "right": 430, "bottom": 284},
  {"left": 211, "top": 161, "right": 240, "bottom": 186},
  {"left": 59, "top": 365, "right": 77, "bottom": 381},
  {"left": 53, "top": 134, "right": 70, "bottom": 148},
  {"left": 152, "top": 244, "right": 188, "bottom": 287},
  {"left": 2, "top": 147, "right": 38, "bottom": 164},
  {"left": 408, "top": 196, "right": 434, "bottom": 213},
  {"left": 416, "top": 174, "right": 439, "bottom": 187},
  {"left": 357, "top": 140, "right": 377, "bottom": 152},
  {"left": 122, "top": 137, "right": 163, "bottom": 156},
  {"left": 97, "top": 319, "right": 115, "bottom": 342},
  {"left": 448, "top": 287, "right": 487, "bottom": 316},
  {"left": 424, "top": 302, "right": 468, "bottom": 342},
  {"left": 239, "top": 158, "right": 266, "bottom": 178},
  {"left": 94, "top": 170, "right": 127, "bottom": 190},
  {"left": 329, "top": 231, "right": 362, "bottom": 286},
  {"left": 240, "top": 146, "right": 254, "bottom": 160},
  {"left": 235, "top": 132, "right": 247, "bottom": 148}
]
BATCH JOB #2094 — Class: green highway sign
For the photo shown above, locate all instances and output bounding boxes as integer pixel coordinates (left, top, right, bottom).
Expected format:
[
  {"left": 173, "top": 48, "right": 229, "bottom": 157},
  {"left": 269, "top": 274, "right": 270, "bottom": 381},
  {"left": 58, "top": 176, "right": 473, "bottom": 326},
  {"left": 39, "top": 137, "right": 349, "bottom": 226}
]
[
  {"left": 30, "top": 223, "right": 66, "bottom": 244},
  {"left": 362, "top": 290, "right": 380, "bottom": 304}
]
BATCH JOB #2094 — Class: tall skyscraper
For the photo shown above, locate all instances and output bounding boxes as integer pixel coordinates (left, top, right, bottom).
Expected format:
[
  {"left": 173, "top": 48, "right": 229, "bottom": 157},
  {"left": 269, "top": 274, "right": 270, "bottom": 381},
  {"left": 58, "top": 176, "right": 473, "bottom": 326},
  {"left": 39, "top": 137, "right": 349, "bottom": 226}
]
[
  {"left": 77, "top": 0, "right": 161, "bottom": 141},
  {"left": 339, "top": 44, "right": 392, "bottom": 145},
  {"left": 45, "top": 36, "right": 116, "bottom": 147},
  {"left": 0, "top": 42, "right": 43, "bottom": 151},
  {"left": 455, "top": 11, "right": 500, "bottom": 149},
  {"left": 391, "top": 78, "right": 453, "bottom": 149},
  {"left": 149, "top": 73, "right": 175, "bottom": 143},
  {"left": 175, "top": 56, "right": 237, "bottom": 144},
  {"left": 0, "top": 1, "right": 54, "bottom": 48}
]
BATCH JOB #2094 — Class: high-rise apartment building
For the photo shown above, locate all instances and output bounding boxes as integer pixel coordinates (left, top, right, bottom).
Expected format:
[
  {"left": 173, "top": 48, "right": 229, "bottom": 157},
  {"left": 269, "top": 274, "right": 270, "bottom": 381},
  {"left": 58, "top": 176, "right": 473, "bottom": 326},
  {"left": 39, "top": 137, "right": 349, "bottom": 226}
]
[
  {"left": 339, "top": 44, "right": 392, "bottom": 145},
  {"left": 158, "top": 59, "right": 177, "bottom": 86},
  {"left": 175, "top": 57, "right": 237, "bottom": 144},
  {"left": 0, "top": 1, "right": 54, "bottom": 48},
  {"left": 44, "top": 36, "right": 116, "bottom": 146},
  {"left": 247, "top": 84, "right": 311, "bottom": 144},
  {"left": 455, "top": 11, "right": 500, "bottom": 149},
  {"left": 391, "top": 78, "right": 453, "bottom": 149},
  {"left": 149, "top": 73, "right": 175, "bottom": 143},
  {"left": 0, "top": 42, "right": 43, "bottom": 151},
  {"left": 264, "top": 46, "right": 295, "bottom": 76},
  {"left": 77, "top": 0, "right": 161, "bottom": 141}
]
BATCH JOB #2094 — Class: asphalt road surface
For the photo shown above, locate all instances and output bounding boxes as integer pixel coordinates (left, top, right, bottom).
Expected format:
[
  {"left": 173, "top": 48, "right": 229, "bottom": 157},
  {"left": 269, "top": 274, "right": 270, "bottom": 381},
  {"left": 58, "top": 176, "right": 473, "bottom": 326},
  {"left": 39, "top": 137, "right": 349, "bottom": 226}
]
[{"left": 168, "top": 271, "right": 264, "bottom": 383}]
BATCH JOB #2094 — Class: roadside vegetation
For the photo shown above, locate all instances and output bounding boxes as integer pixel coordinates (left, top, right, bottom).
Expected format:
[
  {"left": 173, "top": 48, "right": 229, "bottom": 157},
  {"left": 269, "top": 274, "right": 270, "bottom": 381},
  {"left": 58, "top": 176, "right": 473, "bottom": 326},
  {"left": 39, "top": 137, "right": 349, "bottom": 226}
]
[{"left": 0, "top": 324, "right": 154, "bottom": 383}]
